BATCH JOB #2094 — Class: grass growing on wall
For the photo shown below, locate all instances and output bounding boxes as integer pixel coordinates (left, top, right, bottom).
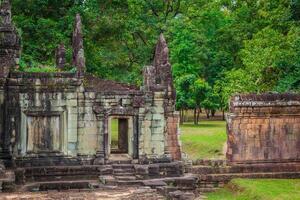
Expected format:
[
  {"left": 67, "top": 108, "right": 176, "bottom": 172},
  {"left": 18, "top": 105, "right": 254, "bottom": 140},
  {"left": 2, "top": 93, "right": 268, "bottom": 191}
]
[
  {"left": 207, "top": 179, "right": 300, "bottom": 200},
  {"left": 180, "top": 121, "right": 227, "bottom": 160}
]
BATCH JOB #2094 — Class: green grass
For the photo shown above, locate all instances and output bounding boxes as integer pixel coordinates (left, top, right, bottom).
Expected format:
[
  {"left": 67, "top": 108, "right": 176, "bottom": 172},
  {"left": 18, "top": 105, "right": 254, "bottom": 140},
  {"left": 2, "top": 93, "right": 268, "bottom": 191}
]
[
  {"left": 180, "top": 121, "right": 227, "bottom": 160},
  {"left": 111, "top": 119, "right": 118, "bottom": 148},
  {"left": 207, "top": 179, "right": 300, "bottom": 200}
]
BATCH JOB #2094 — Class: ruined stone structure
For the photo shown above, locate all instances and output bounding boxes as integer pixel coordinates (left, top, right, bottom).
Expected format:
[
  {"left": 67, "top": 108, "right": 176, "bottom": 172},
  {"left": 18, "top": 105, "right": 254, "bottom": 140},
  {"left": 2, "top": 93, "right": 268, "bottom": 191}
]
[
  {"left": 0, "top": 2, "right": 190, "bottom": 196},
  {"left": 227, "top": 94, "right": 300, "bottom": 164},
  {"left": 55, "top": 44, "right": 66, "bottom": 70},
  {"left": 184, "top": 93, "right": 300, "bottom": 194},
  {"left": 1, "top": 1, "right": 300, "bottom": 198},
  {"left": 0, "top": 2, "right": 181, "bottom": 167}
]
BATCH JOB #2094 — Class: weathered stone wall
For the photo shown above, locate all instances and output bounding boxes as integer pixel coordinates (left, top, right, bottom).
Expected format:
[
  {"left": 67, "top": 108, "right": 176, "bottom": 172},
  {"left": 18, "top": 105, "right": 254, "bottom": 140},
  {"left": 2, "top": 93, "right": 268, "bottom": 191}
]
[
  {"left": 139, "top": 91, "right": 166, "bottom": 158},
  {"left": 92, "top": 90, "right": 142, "bottom": 160},
  {"left": 165, "top": 113, "right": 181, "bottom": 160},
  {"left": 227, "top": 94, "right": 300, "bottom": 164},
  {"left": 5, "top": 72, "right": 81, "bottom": 158}
]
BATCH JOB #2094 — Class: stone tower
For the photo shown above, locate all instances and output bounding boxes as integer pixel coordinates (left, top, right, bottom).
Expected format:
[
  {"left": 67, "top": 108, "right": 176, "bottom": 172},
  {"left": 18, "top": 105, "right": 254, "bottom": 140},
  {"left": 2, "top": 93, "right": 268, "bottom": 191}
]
[
  {"left": 72, "top": 14, "right": 85, "bottom": 77},
  {"left": 153, "top": 34, "right": 176, "bottom": 108},
  {"left": 0, "top": 0, "right": 21, "bottom": 77},
  {"left": 143, "top": 34, "right": 181, "bottom": 160}
]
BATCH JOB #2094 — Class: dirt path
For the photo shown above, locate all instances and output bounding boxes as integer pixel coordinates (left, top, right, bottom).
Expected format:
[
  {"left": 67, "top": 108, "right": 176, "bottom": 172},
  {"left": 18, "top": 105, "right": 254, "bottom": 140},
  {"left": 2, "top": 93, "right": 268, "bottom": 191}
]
[{"left": 0, "top": 187, "right": 165, "bottom": 200}]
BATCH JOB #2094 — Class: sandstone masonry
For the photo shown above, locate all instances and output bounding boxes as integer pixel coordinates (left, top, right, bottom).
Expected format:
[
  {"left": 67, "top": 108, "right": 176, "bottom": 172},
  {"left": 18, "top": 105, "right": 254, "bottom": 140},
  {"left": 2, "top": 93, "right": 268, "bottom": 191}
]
[
  {"left": 227, "top": 93, "right": 300, "bottom": 164},
  {"left": 0, "top": 1, "right": 181, "bottom": 167}
]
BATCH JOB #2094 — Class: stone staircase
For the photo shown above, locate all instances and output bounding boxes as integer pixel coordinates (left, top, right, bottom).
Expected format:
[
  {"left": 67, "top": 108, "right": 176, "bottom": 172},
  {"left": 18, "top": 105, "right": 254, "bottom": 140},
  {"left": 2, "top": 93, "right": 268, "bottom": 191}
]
[
  {"left": 0, "top": 160, "right": 16, "bottom": 192},
  {"left": 13, "top": 159, "right": 198, "bottom": 199},
  {"left": 0, "top": 170, "right": 16, "bottom": 192},
  {"left": 7, "top": 159, "right": 300, "bottom": 199}
]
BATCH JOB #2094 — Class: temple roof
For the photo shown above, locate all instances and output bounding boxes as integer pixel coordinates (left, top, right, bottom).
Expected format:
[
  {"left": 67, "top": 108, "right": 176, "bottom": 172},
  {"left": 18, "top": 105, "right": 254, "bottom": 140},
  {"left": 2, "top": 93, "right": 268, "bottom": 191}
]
[{"left": 84, "top": 74, "right": 140, "bottom": 93}]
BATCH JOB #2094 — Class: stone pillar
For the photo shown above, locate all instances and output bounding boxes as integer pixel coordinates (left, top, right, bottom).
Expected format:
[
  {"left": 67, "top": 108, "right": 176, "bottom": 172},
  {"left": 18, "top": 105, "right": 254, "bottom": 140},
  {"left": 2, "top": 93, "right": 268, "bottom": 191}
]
[
  {"left": 55, "top": 43, "right": 66, "bottom": 70},
  {"left": 0, "top": 0, "right": 21, "bottom": 77},
  {"left": 72, "top": 14, "right": 85, "bottom": 77},
  {"left": 141, "top": 34, "right": 181, "bottom": 161},
  {"left": 0, "top": 0, "right": 20, "bottom": 163},
  {"left": 93, "top": 113, "right": 105, "bottom": 165}
]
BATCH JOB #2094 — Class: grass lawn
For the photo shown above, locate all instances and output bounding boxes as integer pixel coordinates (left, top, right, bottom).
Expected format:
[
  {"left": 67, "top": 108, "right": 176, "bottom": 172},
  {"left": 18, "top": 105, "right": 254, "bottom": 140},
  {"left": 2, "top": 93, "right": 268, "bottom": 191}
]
[
  {"left": 180, "top": 121, "right": 227, "bottom": 160},
  {"left": 110, "top": 119, "right": 227, "bottom": 160},
  {"left": 207, "top": 179, "right": 300, "bottom": 200},
  {"left": 111, "top": 119, "right": 118, "bottom": 148}
]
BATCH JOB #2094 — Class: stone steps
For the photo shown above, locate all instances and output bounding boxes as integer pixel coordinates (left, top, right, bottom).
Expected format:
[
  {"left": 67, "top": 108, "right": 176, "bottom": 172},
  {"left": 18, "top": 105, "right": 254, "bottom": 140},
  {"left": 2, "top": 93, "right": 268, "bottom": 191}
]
[
  {"left": 0, "top": 170, "right": 16, "bottom": 192},
  {"left": 15, "top": 157, "right": 88, "bottom": 167},
  {"left": 19, "top": 165, "right": 112, "bottom": 183},
  {"left": 113, "top": 168, "right": 135, "bottom": 174},
  {"left": 106, "top": 159, "right": 135, "bottom": 165},
  {"left": 101, "top": 176, "right": 143, "bottom": 186},
  {"left": 115, "top": 176, "right": 137, "bottom": 181},
  {"left": 24, "top": 180, "right": 101, "bottom": 192},
  {"left": 199, "top": 171, "right": 300, "bottom": 182},
  {"left": 10, "top": 161, "right": 185, "bottom": 194}
]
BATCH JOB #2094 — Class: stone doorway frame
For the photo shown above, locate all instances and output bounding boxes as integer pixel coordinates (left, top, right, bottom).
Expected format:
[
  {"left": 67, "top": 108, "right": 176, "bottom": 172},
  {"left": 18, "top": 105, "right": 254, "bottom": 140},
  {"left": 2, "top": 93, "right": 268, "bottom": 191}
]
[
  {"left": 108, "top": 116, "right": 134, "bottom": 159},
  {"left": 93, "top": 106, "right": 140, "bottom": 161}
]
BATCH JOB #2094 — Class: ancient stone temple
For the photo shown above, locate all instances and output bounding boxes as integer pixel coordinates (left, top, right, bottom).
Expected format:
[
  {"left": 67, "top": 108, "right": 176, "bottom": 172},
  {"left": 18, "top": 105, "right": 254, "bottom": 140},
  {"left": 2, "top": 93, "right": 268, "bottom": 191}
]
[
  {"left": 0, "top": 1, "right": 188, "bottom": 194},
  {"left": 1, "top": 1, "right": 300, "bottom": 198},
  {"left": 0, "top": 2, "right": 181, "bottom": 168}
]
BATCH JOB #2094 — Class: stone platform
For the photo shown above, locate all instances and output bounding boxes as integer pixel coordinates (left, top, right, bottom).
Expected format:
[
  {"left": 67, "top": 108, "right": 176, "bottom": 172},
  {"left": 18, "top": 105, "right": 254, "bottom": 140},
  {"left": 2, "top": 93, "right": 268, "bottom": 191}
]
[
  {"left": 189, "top": 160, "right": 300, "bottom": 193},
  {"left": 0, "top": 160, "right": 198, "bottom": 200}
]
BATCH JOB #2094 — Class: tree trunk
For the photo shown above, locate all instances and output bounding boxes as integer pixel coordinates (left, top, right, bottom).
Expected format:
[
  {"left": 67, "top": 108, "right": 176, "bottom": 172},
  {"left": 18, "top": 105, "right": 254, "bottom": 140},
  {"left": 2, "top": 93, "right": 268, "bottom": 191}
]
[
  {"left": 196, "top": 108, "right": 201, "bottom": 124},
  {"left": 205, "top": 109, "right": 210, "bottom": 119},
  {"left": 222, "top": 109, "right": 225, "bottom": 121},
  {"left": 179, "top": 109, "right": 184, "bottom": 124},
  {"left": 211, "top": 110, "right": 216, "bottom": 117},
  {"left": 193, "top": 108, "right": 197, "bottom": 125},
  {"left": 183, "top": 109, "right": 187, "bottom": 122}
]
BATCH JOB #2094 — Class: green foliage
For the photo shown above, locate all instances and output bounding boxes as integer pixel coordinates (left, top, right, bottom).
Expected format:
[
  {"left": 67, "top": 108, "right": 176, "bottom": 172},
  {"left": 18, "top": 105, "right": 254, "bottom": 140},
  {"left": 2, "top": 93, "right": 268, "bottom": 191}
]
[
  {"left": 10, "top": 0, "right": 300, "bottom": 112},
  {"left": 201, "top": 91, "right": 220, "bottom": 112},
  {"left": 23, "top": 66, "right": 58, "bottom": 73},
  {"left": 175, "top": 74, "right": 197, "bottom": 110}
]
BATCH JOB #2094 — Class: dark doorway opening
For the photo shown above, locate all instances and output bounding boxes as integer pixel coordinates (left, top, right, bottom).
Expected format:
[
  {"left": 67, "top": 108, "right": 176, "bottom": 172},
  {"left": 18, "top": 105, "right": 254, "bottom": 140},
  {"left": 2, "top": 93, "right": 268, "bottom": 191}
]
[{"left": 110, "top": 118, "right": 128, "bottom": 154}]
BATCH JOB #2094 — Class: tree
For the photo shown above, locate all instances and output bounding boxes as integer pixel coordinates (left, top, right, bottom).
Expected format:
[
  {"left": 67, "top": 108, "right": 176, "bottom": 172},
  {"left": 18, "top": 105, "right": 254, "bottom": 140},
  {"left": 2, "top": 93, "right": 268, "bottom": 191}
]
[
  {"left": 201, "top": 90, "right": 220, "bottom": 119},
  {"left": 175, "top": 74, "right": 196, "bottom": 124},
  {"left": 192, "top": 79, "right": 210, "bottom": 124}
]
